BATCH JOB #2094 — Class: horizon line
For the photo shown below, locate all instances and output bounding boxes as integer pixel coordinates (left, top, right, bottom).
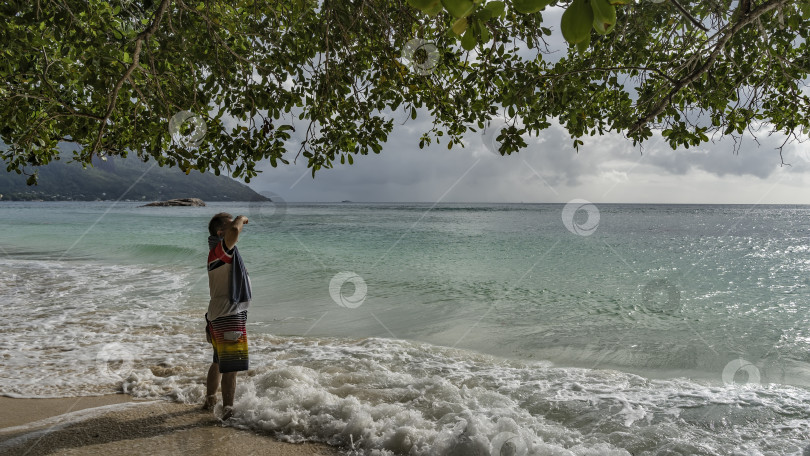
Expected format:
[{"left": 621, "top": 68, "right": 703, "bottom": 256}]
[
  {"left": 4, "top": 200, "right": 810, "bottom": 206},
  {"left": 244, "top": 200, "right": 810, "bottom": 206}
]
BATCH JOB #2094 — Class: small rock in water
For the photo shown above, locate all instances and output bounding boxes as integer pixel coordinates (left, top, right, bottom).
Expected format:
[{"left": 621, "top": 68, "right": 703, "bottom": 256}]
[{"left": 140, "top": 198, "right": 205, "bottom": 207}]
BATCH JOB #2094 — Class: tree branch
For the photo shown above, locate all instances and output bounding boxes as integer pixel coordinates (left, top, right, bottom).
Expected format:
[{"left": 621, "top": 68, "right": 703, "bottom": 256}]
[
  {"left": 9, "top": 92, "right": 104, "bottom": 121},
  {"left": 628, "top": 0, "right": 791, "bottom": 137},
  {"left": 669, "top": 0, "right": 709, "bottom": 32},
  {"left": 88, "top": 0, "right": 171, "bottom": 159},
  {"left": 541, "top": 65, "right": 677, "bottom": 84}
]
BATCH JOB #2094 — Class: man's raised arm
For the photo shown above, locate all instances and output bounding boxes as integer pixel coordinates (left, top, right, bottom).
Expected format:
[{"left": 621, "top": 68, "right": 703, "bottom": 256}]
[{"left": 223, "top": 215, "right": 248, "bottom": 250}]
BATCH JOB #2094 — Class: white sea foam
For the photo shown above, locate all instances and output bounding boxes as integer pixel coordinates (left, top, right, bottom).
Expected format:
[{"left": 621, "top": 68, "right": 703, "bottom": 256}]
[
  {"left": 116, "top": 335, "right": 810, "bottom": 455},
  {"left": 0, "top": 259, "right": 200, "bottom": 397}
]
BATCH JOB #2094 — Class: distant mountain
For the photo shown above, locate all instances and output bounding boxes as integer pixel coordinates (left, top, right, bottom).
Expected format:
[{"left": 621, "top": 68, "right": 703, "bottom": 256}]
[{"left": 0, "top": 154, "right": 268, "bottom": 202}]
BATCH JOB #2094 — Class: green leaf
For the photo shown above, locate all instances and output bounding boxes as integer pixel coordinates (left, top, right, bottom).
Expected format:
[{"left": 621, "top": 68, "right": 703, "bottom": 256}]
[
  {"left": 461, "top": 29, "right": 477, "bottom": 50},
  {"left": 480, "top": 22, "right": 491, "bottom": 42},
  {"left": 512, "top": 0, "right": 550, "bottom": 14},
  {"left": 484, "top": 1, "right": 506, "bottom": 17},
  {"left": 441, "top": 0, "right": 475, "bottom": 18}
]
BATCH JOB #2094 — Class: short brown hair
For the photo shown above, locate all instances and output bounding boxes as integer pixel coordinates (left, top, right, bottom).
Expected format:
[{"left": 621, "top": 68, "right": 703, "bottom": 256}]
[{"left": 208, "top": 212, "right": 233, "bottom": 237}]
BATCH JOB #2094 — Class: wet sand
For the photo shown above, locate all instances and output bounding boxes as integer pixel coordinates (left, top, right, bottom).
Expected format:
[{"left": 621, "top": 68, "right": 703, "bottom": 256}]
[{"left": 0, "top": 395, "right": 341, "bottom": 456}]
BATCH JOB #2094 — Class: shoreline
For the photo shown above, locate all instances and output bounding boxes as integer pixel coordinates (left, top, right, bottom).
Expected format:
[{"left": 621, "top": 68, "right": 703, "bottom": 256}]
[{"left": 0, "top": 394, "right": 341, "bottom": 456}]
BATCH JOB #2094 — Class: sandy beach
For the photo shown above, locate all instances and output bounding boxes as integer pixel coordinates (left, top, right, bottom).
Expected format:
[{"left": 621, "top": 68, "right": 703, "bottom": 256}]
[{"left": 0, "top": 395, "right": 342, "bottom": 456}]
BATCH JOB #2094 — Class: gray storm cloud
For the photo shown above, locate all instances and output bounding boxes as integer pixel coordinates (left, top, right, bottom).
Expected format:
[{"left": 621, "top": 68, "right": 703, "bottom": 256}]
[{"left": 250, "top": 107, "right": 810, "bottom": 203}]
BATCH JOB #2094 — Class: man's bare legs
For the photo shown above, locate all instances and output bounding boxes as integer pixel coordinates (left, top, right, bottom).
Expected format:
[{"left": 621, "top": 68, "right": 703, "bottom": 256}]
[
  {"left": 221, "top": 372, "right": 237, "bottom": 419},
  {"left": 203, "top": 362, "right": 221, "bottom": 410},
  {"left": 203, "top": 362, "right": 237, "bottom": 419}
]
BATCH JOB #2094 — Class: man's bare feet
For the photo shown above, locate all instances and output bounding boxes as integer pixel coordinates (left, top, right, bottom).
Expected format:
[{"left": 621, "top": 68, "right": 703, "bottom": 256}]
[
  {"left": 201, "top": 394, "right": 217, "bottom": 411},
  {"left": 222, "top": 405, "right": 234, "bottom": 421}
]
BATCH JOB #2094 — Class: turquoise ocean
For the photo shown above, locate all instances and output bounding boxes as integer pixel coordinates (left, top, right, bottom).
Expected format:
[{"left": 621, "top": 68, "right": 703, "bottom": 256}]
[{"left": 1, "top": 201, "right": 809, "bottom": 454}]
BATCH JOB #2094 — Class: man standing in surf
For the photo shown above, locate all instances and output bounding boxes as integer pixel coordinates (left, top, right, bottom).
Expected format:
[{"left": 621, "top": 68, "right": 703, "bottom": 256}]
[{"left": 202, "top": 213, "right": 251, "bottom": 421}]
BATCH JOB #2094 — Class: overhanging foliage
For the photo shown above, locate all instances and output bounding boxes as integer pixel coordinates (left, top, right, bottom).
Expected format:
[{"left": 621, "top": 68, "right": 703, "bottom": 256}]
[{"left": 1, "top": 0, "right": 808, "bottom": 184}]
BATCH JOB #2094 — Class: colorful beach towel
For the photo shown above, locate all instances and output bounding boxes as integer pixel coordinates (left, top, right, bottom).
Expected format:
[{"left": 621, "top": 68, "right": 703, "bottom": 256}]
[
  {"left": 207, "top": 235, "right": 252, "bottom": 306},
  {"left": 205, "top": 310, "right": 249, "bottom": 373}
]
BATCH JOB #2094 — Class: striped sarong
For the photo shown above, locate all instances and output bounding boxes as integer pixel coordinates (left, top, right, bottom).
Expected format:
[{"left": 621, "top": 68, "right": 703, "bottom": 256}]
[{"left": 205, "top": 311, "right": 249, "bottom": 373}]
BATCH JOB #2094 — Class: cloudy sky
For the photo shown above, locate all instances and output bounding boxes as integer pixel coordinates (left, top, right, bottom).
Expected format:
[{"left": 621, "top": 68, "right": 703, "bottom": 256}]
[
  {"left": 245, "top": 112, "right": 810, "bottom": 204},
  {"left": 240, "top": 5, "right": 810, "bottom": 205}
]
